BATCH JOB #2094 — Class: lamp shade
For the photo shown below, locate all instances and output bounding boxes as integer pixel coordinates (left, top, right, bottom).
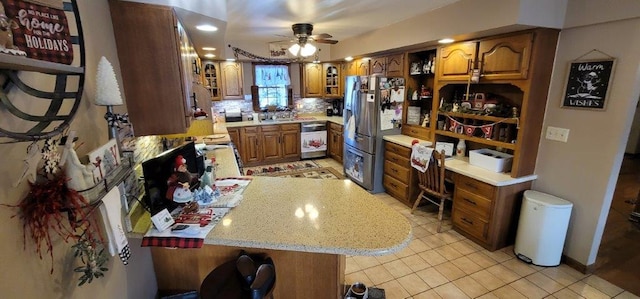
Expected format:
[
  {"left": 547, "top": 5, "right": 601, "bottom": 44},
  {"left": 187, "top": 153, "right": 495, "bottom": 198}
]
[
  {"left": 95, "top": 56, "right": 124, "bottom": 106},
  {"left": 300, "top": 43, "right": 316, "bottom": 57},
  {"left": 288, "top": 43, "right": 300, "bottom": 56}
]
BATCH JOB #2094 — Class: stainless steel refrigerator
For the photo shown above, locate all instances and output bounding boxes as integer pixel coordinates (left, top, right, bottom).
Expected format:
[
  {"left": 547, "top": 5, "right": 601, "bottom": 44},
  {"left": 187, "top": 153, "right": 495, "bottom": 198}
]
[{"left": 343, "top": 75, "right": 402, "bottom": 193}]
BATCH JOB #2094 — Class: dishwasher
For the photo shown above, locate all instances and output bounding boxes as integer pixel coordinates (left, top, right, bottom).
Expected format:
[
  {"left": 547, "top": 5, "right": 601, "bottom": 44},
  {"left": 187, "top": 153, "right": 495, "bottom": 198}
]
[{"left": 300, "top": 121, "right": 327, "bottom": 159}]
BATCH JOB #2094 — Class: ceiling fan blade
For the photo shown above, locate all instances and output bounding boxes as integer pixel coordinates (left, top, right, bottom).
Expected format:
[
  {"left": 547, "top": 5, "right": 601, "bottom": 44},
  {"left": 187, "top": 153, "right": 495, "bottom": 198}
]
[
  {"left": 315, "top": 39, "right": 338, "bottom": 44},
  {"left": 310, "top": 33, "right": 332, "bottom": 39}
]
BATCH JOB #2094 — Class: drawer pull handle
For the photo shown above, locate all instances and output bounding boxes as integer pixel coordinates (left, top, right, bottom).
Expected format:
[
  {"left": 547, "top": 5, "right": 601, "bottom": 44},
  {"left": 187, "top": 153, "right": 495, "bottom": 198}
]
[
  {"left": 463, "top": 198, "right": 476, "bottom": 205},
  {"left": 392, "top": 169, "right": 398, "bottom": 173},
  {"left": 464, "top": 182, "right": 478, "bottom": 190},
  {"left": 390, "top": 183, "right": 397, "bottom": 188},
  {"left": 461, "top": 217, "right": 474, "bottom": 225}
]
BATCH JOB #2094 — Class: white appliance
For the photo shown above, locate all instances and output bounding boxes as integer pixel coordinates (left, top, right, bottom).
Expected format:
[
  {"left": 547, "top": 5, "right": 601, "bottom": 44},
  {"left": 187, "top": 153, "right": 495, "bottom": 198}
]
[
  {"left": 514, "top": 190, "right": 573, "bottom": 266},
  {"left": 300, "top": 122, "right": 327, "bottom": 159}
]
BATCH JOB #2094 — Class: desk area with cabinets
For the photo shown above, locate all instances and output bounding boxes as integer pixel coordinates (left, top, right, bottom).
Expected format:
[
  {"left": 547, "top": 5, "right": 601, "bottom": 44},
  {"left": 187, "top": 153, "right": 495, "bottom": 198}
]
[{"left": 383, "top": 135, "right": 536, "bottom": 251}]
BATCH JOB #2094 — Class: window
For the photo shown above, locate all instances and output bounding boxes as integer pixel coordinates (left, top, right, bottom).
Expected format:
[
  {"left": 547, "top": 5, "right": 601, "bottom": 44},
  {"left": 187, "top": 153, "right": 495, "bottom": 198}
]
[{"left": 253, "top": 64, "right": 291, "bottom": 110}]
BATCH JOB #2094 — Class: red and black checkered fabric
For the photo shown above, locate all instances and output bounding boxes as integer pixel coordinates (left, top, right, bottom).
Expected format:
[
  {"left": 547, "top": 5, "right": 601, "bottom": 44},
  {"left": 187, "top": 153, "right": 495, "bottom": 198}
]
[
  {"left": 2, "top": 0, "right": 73, "bottom": 64},
  {"left": 141, "top": 237, "right": 204, "bottom": 248}
]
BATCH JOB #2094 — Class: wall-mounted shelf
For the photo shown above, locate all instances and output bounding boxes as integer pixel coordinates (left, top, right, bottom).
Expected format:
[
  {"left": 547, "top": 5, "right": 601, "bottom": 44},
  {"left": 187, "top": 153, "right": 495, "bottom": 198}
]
[
  {"left": 0, "top": 0, "right": 85, "bottom": 143},
  {"left": 0, "top": 55, "right": 84, "bottom": 74}
]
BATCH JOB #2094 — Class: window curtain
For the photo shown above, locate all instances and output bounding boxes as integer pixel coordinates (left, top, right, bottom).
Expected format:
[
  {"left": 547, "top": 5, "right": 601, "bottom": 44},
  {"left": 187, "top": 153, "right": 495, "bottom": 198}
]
[{"left": 255, "top": 65, "right": 290, "bottom": 86}]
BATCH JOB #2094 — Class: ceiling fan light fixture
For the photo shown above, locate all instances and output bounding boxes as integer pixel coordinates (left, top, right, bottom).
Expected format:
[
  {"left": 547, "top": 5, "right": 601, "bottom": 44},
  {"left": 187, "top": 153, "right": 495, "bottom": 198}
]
[
  {"left": 300, "top": 43, "right": 316, "bottom": 57},
  {"left": 288, "top": 43, "right": 301, "bottom": 56}
]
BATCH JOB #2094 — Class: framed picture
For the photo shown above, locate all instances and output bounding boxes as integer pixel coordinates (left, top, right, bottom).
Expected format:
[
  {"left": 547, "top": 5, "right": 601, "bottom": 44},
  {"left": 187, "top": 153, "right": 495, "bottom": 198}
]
[
  {"left": 87, "top": 138, "right": 121, "bottom": 183},
  {"left": 561, "top": 59, "right": 616, "bottom": 110}
]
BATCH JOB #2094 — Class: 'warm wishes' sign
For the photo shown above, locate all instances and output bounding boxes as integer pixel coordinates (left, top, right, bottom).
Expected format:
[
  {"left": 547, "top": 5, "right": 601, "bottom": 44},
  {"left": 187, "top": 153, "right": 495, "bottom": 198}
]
[{"left": 2, "top": 0, "right": 73, "bottom": 64}]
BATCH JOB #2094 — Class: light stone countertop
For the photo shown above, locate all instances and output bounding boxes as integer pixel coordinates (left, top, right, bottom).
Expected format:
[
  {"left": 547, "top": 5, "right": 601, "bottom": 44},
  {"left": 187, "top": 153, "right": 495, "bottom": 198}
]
[
  {"left": 206, "top": 176, "right": 412, "bottom": 256},
  {"left": 383, "top": 134, "right": 537, "bottom": 187},
  {"left": 132, "top": 145, "right": 411, "bottom": 256}
]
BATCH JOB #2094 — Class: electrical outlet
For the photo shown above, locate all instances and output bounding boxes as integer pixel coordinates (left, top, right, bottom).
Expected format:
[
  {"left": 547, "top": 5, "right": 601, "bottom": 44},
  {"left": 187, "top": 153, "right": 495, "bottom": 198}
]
[{"left": 546, "top": 126, "right": 570, "bottom": 142}]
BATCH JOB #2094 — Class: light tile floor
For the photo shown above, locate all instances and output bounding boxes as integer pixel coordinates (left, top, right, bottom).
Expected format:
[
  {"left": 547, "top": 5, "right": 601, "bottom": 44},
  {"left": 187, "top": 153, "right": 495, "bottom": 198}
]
[{"left": 314, "top": 158, "right": 639, "bottom": 299}]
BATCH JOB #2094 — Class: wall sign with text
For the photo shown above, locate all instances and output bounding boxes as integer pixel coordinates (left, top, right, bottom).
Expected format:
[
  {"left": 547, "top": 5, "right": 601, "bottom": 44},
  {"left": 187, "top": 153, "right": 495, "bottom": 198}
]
[
  {"left": 561, "top": 59, "right": 615, "bottom": 110},
  {"left": 1, "top": 0, "right": 73, "bottom": 64}
]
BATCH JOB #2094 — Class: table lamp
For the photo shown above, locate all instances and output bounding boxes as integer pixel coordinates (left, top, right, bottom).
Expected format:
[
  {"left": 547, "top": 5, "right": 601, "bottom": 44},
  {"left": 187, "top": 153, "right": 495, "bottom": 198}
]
[{"left": 95, "top": 56, "right": 126, "bottom": 142}]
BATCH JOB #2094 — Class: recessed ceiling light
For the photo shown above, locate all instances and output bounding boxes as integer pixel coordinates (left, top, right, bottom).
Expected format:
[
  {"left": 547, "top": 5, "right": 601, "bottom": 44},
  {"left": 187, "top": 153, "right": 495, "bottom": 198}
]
[
  {"left": 196, "top": 25, "right": 218, "bottom": 32},
  {"left": 438, "top": 38, "right": 454, "bottom": 44},
  {"left": 344, "top": 56, "right": 353, "bottom": 61},
  {"left": 226, "top": 58, "right": 236, "bottom": 62},
  {"left": 204, "top": 54, "right": 215, "bottom": 58},
  {"left": 202, "top": 47, "right": 216, "bottom": 51}
]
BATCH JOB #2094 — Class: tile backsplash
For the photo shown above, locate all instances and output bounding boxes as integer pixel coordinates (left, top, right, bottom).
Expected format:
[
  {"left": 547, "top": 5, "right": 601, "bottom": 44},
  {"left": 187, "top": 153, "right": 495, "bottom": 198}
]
[{"left": 211, "top": 98, "right": 337, "bottom": 115}]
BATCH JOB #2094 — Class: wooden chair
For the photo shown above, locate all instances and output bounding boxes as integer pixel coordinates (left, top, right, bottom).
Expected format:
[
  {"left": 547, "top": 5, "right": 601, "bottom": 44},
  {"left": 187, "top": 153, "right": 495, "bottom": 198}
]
[{"left": 411, "top": 149, "right": 452, "bottom": 233}]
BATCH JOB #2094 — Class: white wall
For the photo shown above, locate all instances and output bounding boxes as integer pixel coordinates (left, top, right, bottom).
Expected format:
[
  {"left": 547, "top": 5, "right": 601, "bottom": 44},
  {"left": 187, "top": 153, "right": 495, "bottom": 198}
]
[
  {"left": 534, "top": 14, "right": 640, "bottom": 265},
  {"left": 0, "top": 1, "right": 157, "bottom": 298}
]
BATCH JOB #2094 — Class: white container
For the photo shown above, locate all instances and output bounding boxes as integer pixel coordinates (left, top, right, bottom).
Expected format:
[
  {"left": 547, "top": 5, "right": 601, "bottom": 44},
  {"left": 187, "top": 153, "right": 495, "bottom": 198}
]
[
  {"left": 468, "top": 148, "right": 513, "bottom": 173},
  {"left": 514, "top": 190, "right": 573, "bottom": 266}
]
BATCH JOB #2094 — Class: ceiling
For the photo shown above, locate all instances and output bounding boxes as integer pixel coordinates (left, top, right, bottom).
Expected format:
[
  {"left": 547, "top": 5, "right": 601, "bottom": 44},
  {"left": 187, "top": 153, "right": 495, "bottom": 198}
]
[{"left": 129, "top": 0, "right": 461, "bottom": 59}]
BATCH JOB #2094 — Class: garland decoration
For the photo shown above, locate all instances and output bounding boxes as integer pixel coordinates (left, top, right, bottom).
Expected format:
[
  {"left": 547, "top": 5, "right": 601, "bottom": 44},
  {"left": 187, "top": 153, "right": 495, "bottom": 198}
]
[
  {"left": 229, "top": 44, "right": 303, "bottom": 63},
  {"left": 444, "top": 114, "right": 519, "bottom": 139}
]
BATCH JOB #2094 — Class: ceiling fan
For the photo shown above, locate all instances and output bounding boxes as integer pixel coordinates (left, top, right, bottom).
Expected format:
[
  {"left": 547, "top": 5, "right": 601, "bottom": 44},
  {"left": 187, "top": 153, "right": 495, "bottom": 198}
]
[{"left": 280, "top": 23, "right": 338, "bottom": 57}]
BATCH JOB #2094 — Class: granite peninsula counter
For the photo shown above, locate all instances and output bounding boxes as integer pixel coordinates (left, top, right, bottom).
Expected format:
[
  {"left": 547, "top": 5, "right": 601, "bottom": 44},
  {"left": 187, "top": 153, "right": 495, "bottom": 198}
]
[{"left": 149, "top": 147, "right": 412, "bottom": 298}]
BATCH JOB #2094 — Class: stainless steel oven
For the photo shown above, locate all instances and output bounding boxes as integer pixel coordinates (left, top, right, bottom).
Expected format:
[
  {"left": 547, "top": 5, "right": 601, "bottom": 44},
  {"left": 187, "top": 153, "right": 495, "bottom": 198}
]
[{"left": 301, "top": 121, "right": 327, "bottom": 159}]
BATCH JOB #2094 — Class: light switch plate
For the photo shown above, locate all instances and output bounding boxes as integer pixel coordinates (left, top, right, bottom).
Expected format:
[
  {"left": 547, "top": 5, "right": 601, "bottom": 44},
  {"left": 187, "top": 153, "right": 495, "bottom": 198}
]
[{"left": 546, "top": 126, "right": 570, "bottom": 142}]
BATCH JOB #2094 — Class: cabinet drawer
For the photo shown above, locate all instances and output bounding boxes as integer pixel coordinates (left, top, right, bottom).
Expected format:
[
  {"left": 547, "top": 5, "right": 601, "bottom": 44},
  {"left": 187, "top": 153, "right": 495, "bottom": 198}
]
[
  {"left": 453, "top": 208, "right": 489, "bottom": 241},
  {"left": 454, "top": 188, "right": 492, "bottom": 220},
  {"left": 385, "top": 142, "right": 411, "bottom": 157},
  {"left": 402, "top": 125, "right": 429, "bottom": 138},
  {"left": 243, "top": 126, "right": 259, "bottom": 133},
  {"left": 261, "top": 125, "right": 280, "bottom": 132},
  {"left": 456, "top": 175, "right": 495, "bottom": 199},
  {"left": 383, "top": 174, "right": 408, "bottom": 198},
  {"left": 329, "top": 122, "right": 343, "bottom": 132},
  {"left": 384, "top": 161, "right": 410, "bottom": 182},
  {"left": 280, "top": 124, "right": 300, "bottom": 132},
  {"left": 385, "top": 151, "right": 409, "bottom": 167}
]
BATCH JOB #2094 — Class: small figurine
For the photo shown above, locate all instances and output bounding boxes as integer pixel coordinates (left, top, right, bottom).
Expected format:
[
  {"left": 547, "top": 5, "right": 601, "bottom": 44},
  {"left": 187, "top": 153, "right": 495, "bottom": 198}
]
[
  {"left": 421, "top": 113, "right": 430, "bottom": 127},
  {"left": 452, "top": 102, "right": 460, "bottom": 112},
  {"left": 166, "top": 155, "right": 196, "bottom": 203},
  {"left": 59, "top": 134, "right": 96, "bottom": 191}
]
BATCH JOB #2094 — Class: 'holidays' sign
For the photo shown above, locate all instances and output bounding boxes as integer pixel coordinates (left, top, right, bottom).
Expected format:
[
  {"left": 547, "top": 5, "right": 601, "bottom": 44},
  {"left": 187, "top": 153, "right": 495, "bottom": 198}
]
[{"left": 1, "top": 0, "right": 73, "bottom": 64}]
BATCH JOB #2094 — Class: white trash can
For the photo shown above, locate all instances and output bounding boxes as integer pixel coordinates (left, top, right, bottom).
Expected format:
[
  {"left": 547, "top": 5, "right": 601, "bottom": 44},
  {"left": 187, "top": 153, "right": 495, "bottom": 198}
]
[{"left": 514, "top": 190, "right": 573, "bottom": 266}]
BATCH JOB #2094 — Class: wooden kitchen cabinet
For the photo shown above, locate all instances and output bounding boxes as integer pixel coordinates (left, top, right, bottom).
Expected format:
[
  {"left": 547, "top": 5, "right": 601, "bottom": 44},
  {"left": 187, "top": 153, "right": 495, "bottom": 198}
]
[
  {"left": 370, "top": 53, "right": 405, "bottom": 77},
  {"left": 239, "top": 124, "right": 300, "bottom": 166},
  {"left": 203, "top": 61, "right": 221, "bottom": 100},
  {"left": 437, "top": 42, "right": 477, "bottom": 81},
  {"left": 327, "top": 122, "right": 343, "bottom": 163},
  {"left": 343, "top": 59, "right": 370, "bottom": 77},
  {"left": 302, "top": 63, "right": 324, "bottom": 97},
  {"left": 324, "top": 63, "right": 341, "bottom": 97},
  {"left": 433, "top": 28, "right": 559, "bottom": 177},
  {"left": 220, "top": 61, "right": 244, "bottom": 99},
  {"left": 383, "top": 142, "right": 420, "bottom": 207},
  {"left": 437, "top": 32, "right": 533, "bottom": 82},
  {"left": 109, "top": 0, "right": 195, "bottom": 135},
  {"left": 452, "top": 174, "right": 531, "bottom": 251}
]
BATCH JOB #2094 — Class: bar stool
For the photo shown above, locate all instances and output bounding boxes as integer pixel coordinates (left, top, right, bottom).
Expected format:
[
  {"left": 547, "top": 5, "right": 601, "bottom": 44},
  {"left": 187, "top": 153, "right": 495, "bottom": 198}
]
[{"left": 199, "top": 252, "right": 276, "bottom": 299}]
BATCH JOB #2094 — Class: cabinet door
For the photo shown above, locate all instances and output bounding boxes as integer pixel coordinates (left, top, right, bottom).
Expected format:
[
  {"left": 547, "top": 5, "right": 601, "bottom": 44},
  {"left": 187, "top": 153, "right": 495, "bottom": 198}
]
[
  {"left": 227, "top": 127, "right": 240, "bottom": 147},
  {"left": 370, "top": 57, "right": 386, "bottom": 76},
  {"left": 343, "top": 60, "right": 357, "bottom": 76},
  {"left": 281, "top": 129, "right": 301, "bottom": 159},
  {"left": 220, "top": 61, "right": 243, "bottom": 99},
  {"left": 356, "top": 59, "right": 369, "bottom": 76},
  {"left": 303, "top": 63, "right": 323, "bottom": 97},
  {"left": 242, "top": 128, "right": 261, "bottom": 164},
  {"left": 261, "top": 130, "right": 282, "bottom": 162},
  {"left": 478, "top": 33, "right": 533, "bottom": 80},
  {"left": 109, "top": 1, "right": 189, "bottom": 135},
  {"left": 203, "top": 61, "right": 221, "bottom": 100},
  {"left": 385, "top": 53, "right": 405, "bottom": 77},
  {"left": 437, "top": 42, "right": 477, "bottom": 81},
  {"left": 324, "top": 63, "right": 341, "bottom": 97}
]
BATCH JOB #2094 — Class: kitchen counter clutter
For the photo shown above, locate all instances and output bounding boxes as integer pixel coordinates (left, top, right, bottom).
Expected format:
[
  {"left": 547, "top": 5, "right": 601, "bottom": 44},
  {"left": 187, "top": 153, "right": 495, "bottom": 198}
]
[
  {"left": 223, "top": 115, "right": 344, "bottom": 128},
  {"left": 382, "top": 135, "right": 536, "bottom": 186},
  {"left": 136, "top": 144, "right": 412, "bottom": 298}
]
